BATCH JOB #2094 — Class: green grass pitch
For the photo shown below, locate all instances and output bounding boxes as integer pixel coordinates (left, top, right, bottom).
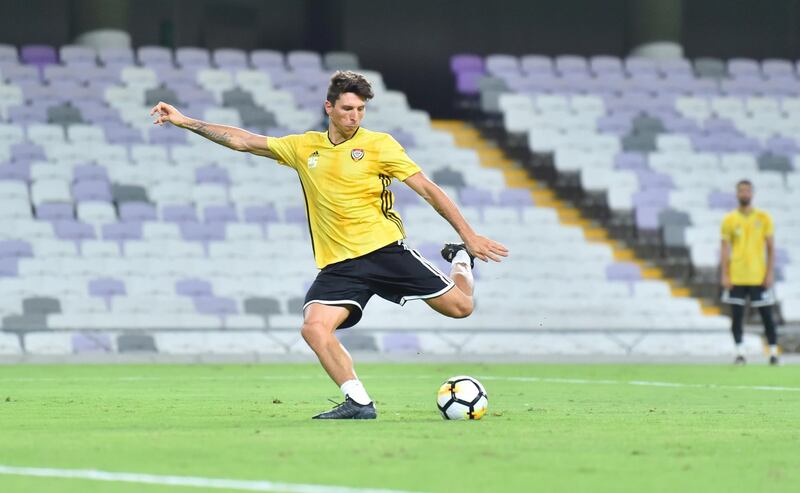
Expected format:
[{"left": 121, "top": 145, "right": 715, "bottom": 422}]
[{"left": 0, "top": 363, "right": 798, "bottom": 492}]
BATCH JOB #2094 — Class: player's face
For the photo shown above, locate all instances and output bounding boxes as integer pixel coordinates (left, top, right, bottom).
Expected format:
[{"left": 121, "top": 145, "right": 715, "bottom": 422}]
[
  {"left": 736, "top": 183, "right": 753, "bottom": 206},
  {"left": 325, "top": 92, "right": 365, "bottom": 134}
]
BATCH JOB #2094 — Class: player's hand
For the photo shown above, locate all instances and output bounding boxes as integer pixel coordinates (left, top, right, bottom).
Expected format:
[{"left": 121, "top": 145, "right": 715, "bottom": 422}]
[
  {"left": 763, "top": 271, "right": 774, "bottom": 288},
  {"left": 721, "top": 273, "right": 732, "bottom": 291},
  {"left": 465, "top": 234, "right": 508, "bottom": 263},
  {"left": 150, "top": 101, "right": 188, "bottom": 127}
]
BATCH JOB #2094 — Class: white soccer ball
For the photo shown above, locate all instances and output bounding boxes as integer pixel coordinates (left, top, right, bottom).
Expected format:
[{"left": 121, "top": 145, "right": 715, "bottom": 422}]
[{"left": 437, "top": 375, "right": 488, "bottom": 420}]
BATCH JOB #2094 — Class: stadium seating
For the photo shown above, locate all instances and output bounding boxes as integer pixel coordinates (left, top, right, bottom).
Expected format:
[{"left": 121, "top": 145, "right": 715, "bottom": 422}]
[
  {"left": 0, "top": 43, "right": 738, "bottom": 357},
  {"left": 458, "top": 52, "right": 800, "bottom": 323}
]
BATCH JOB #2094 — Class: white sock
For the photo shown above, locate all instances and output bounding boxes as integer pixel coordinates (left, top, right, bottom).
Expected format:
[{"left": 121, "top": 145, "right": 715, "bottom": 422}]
[
  {"left": 452, "top": 249, "right": 472, "bottom": 268},
  {"left": 340, "top": 379, "right": 371, "bottom": 405},
  {"left": 770, "top": 345, "right": 778, "bottom": 356},
  {"left": 735, "top": 343, "right": 744, "bottom": 356}
]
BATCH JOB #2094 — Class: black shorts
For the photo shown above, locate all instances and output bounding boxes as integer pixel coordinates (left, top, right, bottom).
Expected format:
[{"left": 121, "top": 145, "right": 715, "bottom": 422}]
[
  {"left": 303, "top": 240, "right": 455, "bottom": 329},
  {"left": 721, "top": 285, "right": 775, "bottom": 307}
]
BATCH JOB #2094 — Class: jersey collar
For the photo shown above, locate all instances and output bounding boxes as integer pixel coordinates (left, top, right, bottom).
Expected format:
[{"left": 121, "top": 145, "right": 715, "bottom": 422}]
[{"left": 327, "top": 127, "right": 360, "bottom": 147}]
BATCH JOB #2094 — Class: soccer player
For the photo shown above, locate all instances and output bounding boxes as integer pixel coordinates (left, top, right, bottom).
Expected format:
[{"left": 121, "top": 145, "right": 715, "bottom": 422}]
[
  {"left": 720, "top": 179, "right": 778, "bottom": 366},
  {"left": 151, "top": 71, "right": 508, "bottom": 418}
]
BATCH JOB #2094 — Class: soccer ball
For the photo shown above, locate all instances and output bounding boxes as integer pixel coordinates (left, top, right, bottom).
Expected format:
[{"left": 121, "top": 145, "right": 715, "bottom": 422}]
[{"left": 437, "top": 375, "right": 488, "bottom": 420}]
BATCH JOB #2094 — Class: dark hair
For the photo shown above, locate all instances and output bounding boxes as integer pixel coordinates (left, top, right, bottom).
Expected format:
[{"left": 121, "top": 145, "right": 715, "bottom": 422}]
[
  {"left": 326, "top": 71, "right": 374, "bottom": 106},
  {"left": 737, "top": 179, "right": 753, "bottom": 188}
]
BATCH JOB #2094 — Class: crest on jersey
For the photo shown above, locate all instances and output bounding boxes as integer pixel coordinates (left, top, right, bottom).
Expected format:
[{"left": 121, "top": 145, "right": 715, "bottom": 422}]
[
  {"left": 307, "top": 151, "right": 319, "bottom": 168},
  {"left": 351, "top": 149, "right": 365, "bottom": 161}
]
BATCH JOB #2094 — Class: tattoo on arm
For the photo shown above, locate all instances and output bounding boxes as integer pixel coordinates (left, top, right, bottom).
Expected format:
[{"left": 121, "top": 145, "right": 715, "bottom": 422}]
[{"left": 186, "top": 121, "right": 233, "bottom": 147}]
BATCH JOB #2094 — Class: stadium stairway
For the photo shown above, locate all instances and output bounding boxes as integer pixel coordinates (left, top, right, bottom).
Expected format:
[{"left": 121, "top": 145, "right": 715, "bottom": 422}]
[{"left": 431, "top": 119, "right": 723, "bottom": 320}]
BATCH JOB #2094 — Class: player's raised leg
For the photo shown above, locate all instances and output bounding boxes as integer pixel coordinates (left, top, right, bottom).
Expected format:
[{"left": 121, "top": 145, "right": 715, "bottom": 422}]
[
  {"left": 301, "top": 303, "right": 376, "bottom": 419},
  {"left": 425, "top": 243, "right": 475, "bottom": 318}
]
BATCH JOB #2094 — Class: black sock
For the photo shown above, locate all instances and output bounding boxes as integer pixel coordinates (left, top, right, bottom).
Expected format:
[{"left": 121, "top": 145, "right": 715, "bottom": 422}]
[
  {"left": 731, "top": 304, "right": 745, "bottom": 344},
  {"left": 758, "top": 306, "right": 778, "bottom": 346}
]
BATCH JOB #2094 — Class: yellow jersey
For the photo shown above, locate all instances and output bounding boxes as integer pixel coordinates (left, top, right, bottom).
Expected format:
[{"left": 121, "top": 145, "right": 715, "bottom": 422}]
[
  {"left": 267, "top": 127, "right": 422, "bottom": 269},
  {"left": 720, "top": 208, "right": 774, "bottom": 285}
]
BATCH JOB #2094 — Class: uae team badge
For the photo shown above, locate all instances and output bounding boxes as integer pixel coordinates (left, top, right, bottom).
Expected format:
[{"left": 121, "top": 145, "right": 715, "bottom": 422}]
[
  {"left": 351, "top": 149, "right": 365, "bottom": 161},
  {"left": 307, "top": 151, "right": 319, "bottom": 168}
]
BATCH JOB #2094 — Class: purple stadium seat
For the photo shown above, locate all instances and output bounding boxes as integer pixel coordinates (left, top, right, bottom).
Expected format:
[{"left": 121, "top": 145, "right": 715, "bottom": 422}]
[
  {"left": 138, "top": 46, "right": 173, "bottom": 66},
  {"left": 213, "top": 48, "right": 248, "bottom": 69},
  {"left": 72, "top": 333, "right": 113, "bottom": 353},
  {"left": 283, "top": 205, "right": 307, "bottom": 223},
  {"left": 193, "top": 295, "right": 238, "bottom": 315},
  {"left": 179, "top": 222, "right": 226, "bottom": 242},
  {"left": 176, "top": 47, "right": 211, "bottom": 68},
  {"left": 708, "top": 191, "right": 737, "bottom": 210},
  {"left": 0, "top": 258, "right": 19, "bottom": 277},
  {"left": 60, "top": 45, "right": 97, "bottom": 66},
  {"left": 149, "top": 125, "right": 188, "bottom": 145},
  {"left": 727, "top": 58, "right": 760, "bottom": 78},
  {"left": 118, "top": 202, "right": 157, "bottom": 222},
  {"left": 555, "top": 55, "right": 588, "bottom": 75},
  {"left": 36, "top": 203, "right": 74, "bottom": 221},
  {"left": 82, "top": 105, "right": 122, "bottom": 125},
  {"left": 20, "top": 44, "right": 57, "bottom": 66},
  {"left": 633, "top": 189, "right": 670, "bottom": 208},
  {"left": 635, "top": 206, "right": 662, "bottom": 230},
  {"left": 243, "top": 205, "right": 279, "bottom": 223},
  {"left": 176, "top": 278, "right": 213, "bottom": 297},
  {"left": 497, "top": 188, "right": 534, "bottom": 207},
  {"left": 73, "top": 164, "right": 109, "bottom": 183},
  {"left": 204, "top": 205, "right": 238, "bottom": 223},
  {"left": 636, "top": 171, "right": 674, "bottom": 190},
  {"left": 104, "top": 123, "right": 144, "bottom": 145},
  {"left": 459, "top": 187, "right": 495, "bottom": 207},
  {"left": 615, "top": 152, "right": 648, "bottom": 170},
  {"left": 590, "top": 55, "right": 623, "bottom": 76},
  {"left": 383, "top": 333, "right": 421, "bottom": 353},
  {"left": 455, "top": 71, "right": 483, "bottom": 96},
  {"left": 8, "top": 104, "right": 48, "bottom": 124},
  {"left": 54, "top": 220, "right": 96, "bottom": 241},
  {"left": 99, "top": 47, "right": 135, "bottom": 66},
  {"left": 764, "top": 136, "right": 799, "bottom": 155},
  {"left": 162, "top": 204, "right": 198, "bottom": 223},
  {"left": 605, "top": 262, "right": 642, "bottom": 281},
  {"left": 250, "top": 49, "right": 285, "bottom": 70},
  {"left": 520, "top": 55, "right": 553, "bottom": 74},
  {"left": 2, "top": 64, "right": 39, "bottom": 84},
  {"left": 11, "top": 142, "right": 46, "bottom": 162},
  {"left": 72, "top": 179, "right": 112, "bottom": 202},
  {"left": 0, "top": 240, "right": 33, "bottom": 258},
  {"left": 0, "top": 163, "right": 30, "bottom": 182},
  {"left": 597, "top": 114, "right": 633, "bottom": 135},
  {"left": 88, "top": 277, "right": 126, "bottom": 309},
  {"left": 195, "top": 165, "right": 230, "bottom": 184},
  {"left": 625, "top": 57, "right": 659, "bottom": 77},
  {"left": 761, "top": 59, "right": 794, "bottom": 79},
  {"left": 450, "top": 54, "right": 484, "bottom": 74},
  {"left": 102, "top": 222, "right": 143, "bottom": 242}
]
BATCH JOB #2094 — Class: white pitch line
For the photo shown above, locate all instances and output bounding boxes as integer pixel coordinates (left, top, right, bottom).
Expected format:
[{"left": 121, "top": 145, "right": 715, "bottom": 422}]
[
  {"left": 1, "top": 374, "right": 799, "bottom": 393},
  {"left": 477, "top": 375, "right": 800, "bottom": 392},
  {"left": 0, "top": 465, "right": 421, "bottom": 493}
]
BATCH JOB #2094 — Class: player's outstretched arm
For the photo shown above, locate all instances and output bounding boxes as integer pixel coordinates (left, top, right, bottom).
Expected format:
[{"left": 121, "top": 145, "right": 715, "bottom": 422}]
[
  {"left": 149, "top": 101, "right": 277, "bottom": 159},
  {"left": 404, "top": 172, "right": 509, "bottom": 263}
]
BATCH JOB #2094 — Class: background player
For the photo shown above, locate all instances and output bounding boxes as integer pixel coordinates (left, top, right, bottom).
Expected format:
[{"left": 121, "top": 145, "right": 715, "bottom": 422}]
[
  {"left": 720, "top": 179, "right": 779, "bottom": 365},
  {"left": 150, "top": 71, "right": 509, "bottom": 418}
]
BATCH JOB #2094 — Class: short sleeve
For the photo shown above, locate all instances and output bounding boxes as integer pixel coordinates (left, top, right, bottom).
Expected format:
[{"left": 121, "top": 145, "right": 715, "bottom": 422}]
[
  {"left": 378, "top": 135, "right": 422, "bottom": 181},
  {"left": 764, "top": 213, "right": 774, "bottom": 237},
  {"left": 721, "top": 216, "right": 732, "bottom": 242},
  {"left": 267, "top": 134, "right": 302, "bottom": 168}
]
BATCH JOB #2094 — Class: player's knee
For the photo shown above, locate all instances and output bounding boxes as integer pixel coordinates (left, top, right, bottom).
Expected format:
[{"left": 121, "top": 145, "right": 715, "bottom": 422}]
[
  {"left": 450, "top": 298, "right": 473, "bottom": 319},
  {"left": 300, "top": 321, "right": 329, "bottom": 347}
]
